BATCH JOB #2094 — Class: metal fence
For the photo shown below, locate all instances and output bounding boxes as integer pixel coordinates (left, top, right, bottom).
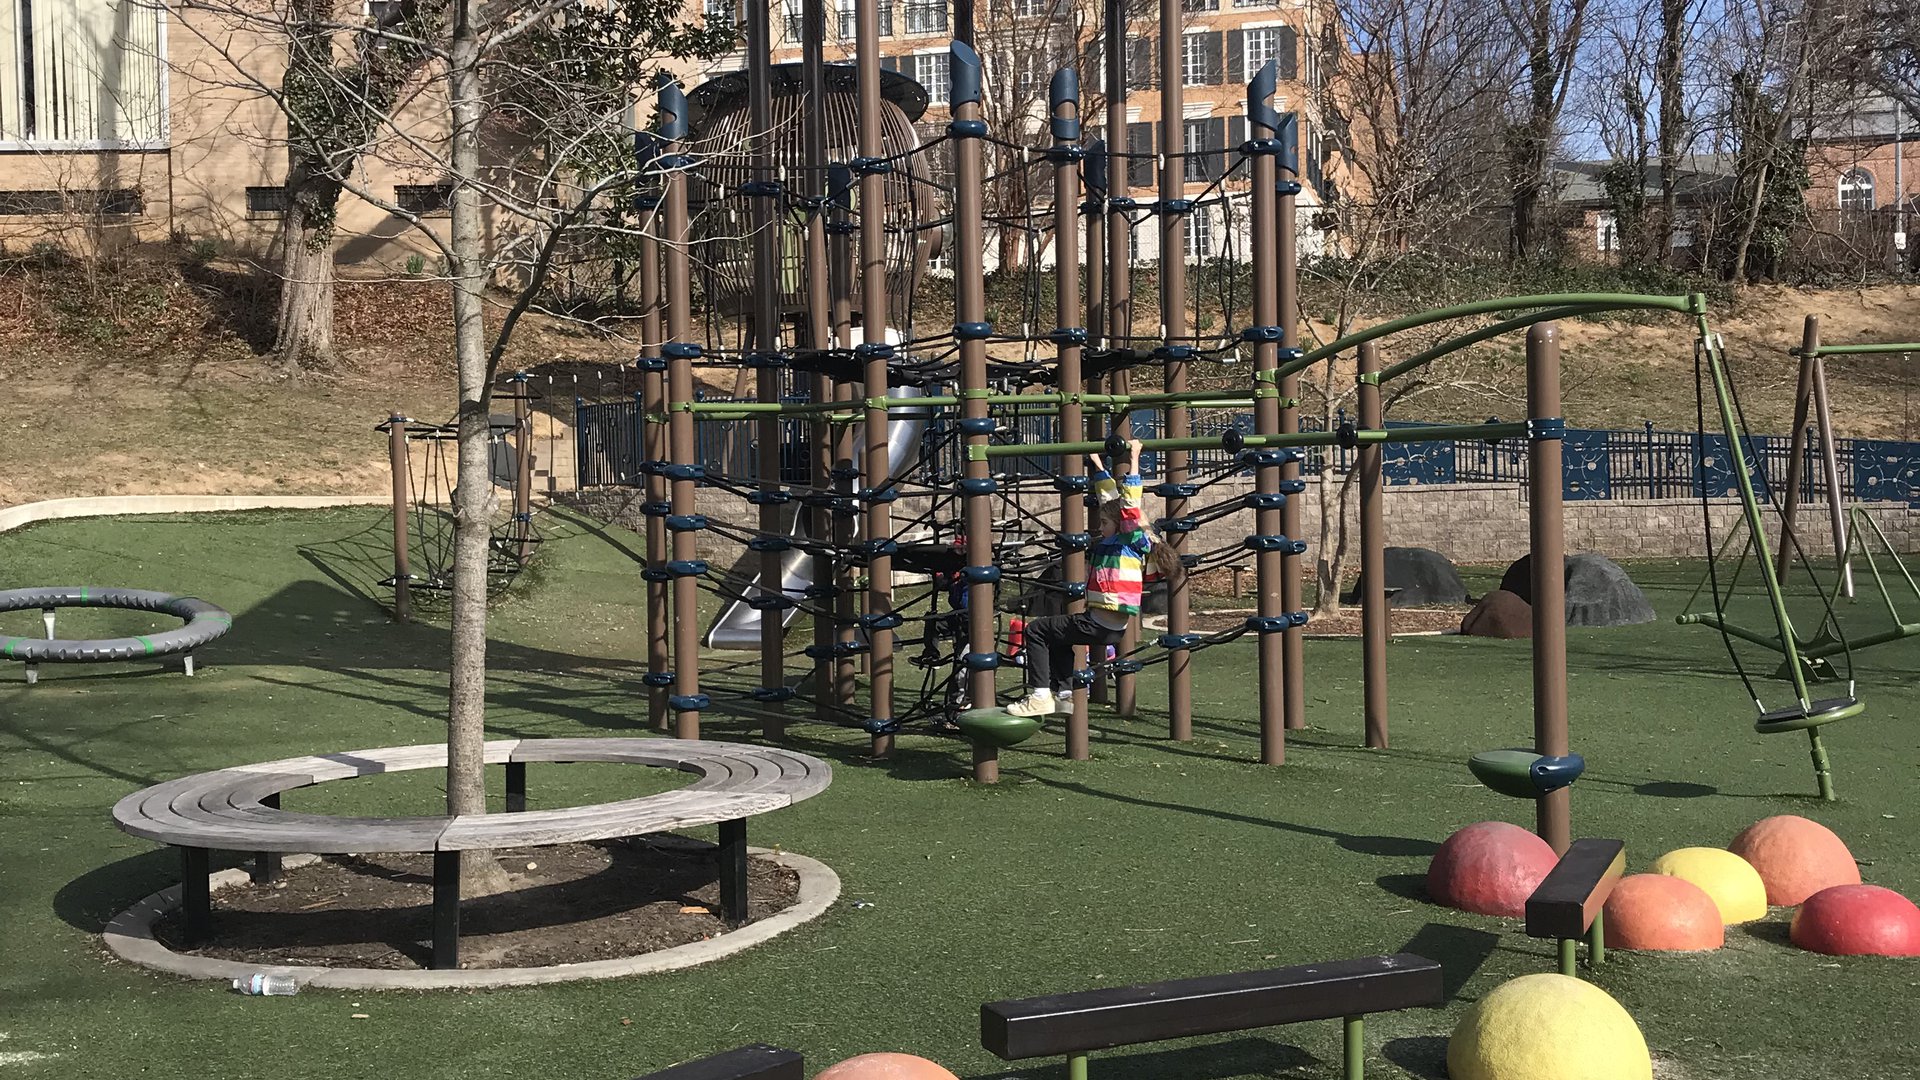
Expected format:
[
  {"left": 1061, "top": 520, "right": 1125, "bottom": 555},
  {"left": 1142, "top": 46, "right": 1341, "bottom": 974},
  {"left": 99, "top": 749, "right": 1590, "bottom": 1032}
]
[{"left": 576, "top": 396, "right": 1920, "bottom": 506}]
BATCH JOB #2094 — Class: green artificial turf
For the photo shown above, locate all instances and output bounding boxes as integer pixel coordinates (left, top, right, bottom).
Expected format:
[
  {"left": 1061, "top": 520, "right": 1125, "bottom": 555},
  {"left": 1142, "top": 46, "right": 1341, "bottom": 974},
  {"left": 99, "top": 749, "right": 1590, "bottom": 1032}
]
[{"left": 0, "top": 507, "right": 1917, "bottom": 1080}]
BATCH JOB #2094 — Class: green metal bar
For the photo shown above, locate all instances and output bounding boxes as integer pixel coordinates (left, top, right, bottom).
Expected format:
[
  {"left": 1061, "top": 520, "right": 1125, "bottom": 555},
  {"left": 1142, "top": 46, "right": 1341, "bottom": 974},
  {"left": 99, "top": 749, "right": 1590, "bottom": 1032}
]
[
  {"left": 968, "top": 421, "right": 1531, "bottom": 461},
  {"left": 1703, "top": 332, "right": 1813, "bottom": 706},
  {"left": 1558, "top": 937, "right": 1578, "bottom": 978},
  {"left": 1068, "top": 1053, "right": 1088, "bottom": 1080},
  {"left": 1809, "top": 342, "right": 1920, "bottom": 357},
  {"left": 1343, "top": 1016, "right": 1364, "bottom": 1080},
  {"left": 1276, "top": 293, "right": 1704, "bottom": 379},
  {"left": 1590, "top": 910, "right": 1606, "bottom": 965},
  {"left": 1376, "top": 305, "right": 1614, "bottom": 384}
]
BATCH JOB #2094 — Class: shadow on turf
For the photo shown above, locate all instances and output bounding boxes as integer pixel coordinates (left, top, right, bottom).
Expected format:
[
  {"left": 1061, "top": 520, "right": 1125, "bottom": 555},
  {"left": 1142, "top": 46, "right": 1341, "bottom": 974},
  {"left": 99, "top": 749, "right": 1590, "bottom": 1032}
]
[
  {"left": 1380, "top": 1036, "right": 1449, "bottom": 1079},
  {"left": 1398, "top": 922, "right": 1500, "bottom": 999},
  {"left": 960, "top": 1037, "right": 1319, "bottom": 1080}
]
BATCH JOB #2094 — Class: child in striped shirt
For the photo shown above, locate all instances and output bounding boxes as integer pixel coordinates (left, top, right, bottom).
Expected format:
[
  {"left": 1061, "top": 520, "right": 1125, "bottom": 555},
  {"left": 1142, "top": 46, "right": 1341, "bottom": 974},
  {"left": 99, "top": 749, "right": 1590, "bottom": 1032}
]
[{"left": 1008, "top": 439, "right": 1181, "bottom": 718}]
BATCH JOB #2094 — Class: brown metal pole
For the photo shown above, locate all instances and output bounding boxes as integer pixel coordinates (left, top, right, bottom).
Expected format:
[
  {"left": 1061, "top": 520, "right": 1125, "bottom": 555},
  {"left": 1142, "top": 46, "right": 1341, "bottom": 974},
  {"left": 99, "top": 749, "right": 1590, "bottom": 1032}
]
[
  {"left": 1247, "top": 65, "right": 1283, "bottom": 764},
  {"left": 1776, "top": 315, "right": 1818, "bottom": 579},
  {"left": 511, "top": 373, "right": 534, "bottom": 566},
  {"left": 660, "top": 78, "right": 705, "bottom": 740},
  {"left": 1358, "top": 341, "right": 1387, "bottom": 749},
  {"left": 952, "top": 45, "right": 998, "bottom": 781},
  {"left": 1527, "top": 321, "right": 1570, "bottom": 855},
  {"left": 747, "top": 0, "right": 786, "bottom": 736},
  {"left": 1084, "top": 140, "right": 1106, "bottom": 356},
  {"left": 387, "top": 413, "right": 413, "bottom": 623},
  {"left": 638, "top": 200, "right": 670, "bottom": 732},
  {"left": 1103, "top": 0, "right": 1136, "bottom": 717},
  {"left": 802, "top": 0, "right": 836, "bottom": 723},
  {"left": 1809, "top": 354, "right": 1854, "bottom": 597},
  {"left": 1278, "top": 124, "right": 1305, "bottom": 732},
  {"left": 855, "top": 0, "right": 896, "bottom": 756},
  {"left": 1158, "top": 0, "right": 1192, "bottom": 742},
  {"left": 1052, "top": 70, "right": 1091, "bottom": 760},
  {"left": 829, "top": 166, "right": 859, "bottom": 710}
]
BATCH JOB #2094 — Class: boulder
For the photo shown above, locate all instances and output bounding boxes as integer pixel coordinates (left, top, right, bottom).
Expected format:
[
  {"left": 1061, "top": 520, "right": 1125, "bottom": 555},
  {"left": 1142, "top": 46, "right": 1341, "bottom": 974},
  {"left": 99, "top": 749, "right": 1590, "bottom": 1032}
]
[
  {"left": 1499, "top": 553, "right": 1656, "bottom": 627},
  {"left": 1342, "top": 546, "right": 1470, "bottom": 607},
  {"left": 1461, "top": 590, "right": 1533, "bottom": 638}
]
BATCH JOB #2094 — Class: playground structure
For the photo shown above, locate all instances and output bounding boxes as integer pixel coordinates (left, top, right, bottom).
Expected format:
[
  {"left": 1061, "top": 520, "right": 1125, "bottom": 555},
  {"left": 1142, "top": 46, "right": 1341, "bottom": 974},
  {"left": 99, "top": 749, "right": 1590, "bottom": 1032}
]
[{"left": 0, "top": 587, "right": 232, "bottom": 684}]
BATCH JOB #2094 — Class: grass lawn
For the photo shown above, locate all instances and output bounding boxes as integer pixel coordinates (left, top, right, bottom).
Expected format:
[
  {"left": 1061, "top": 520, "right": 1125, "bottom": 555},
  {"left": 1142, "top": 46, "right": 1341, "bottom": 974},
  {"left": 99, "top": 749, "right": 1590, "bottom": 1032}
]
[{"left": 0, "top": 507, "right": 1917, "bottom": 1080}]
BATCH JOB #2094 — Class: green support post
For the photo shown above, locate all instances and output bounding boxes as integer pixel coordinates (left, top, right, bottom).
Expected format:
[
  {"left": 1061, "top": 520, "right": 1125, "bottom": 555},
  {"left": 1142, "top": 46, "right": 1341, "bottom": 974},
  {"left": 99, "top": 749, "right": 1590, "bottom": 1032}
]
[
  {"left": 1558, "top": 937, "right": 1578, "bottom": 978},
  {"left": 1343, "top": 1016, "right": 1364, "bottom": 1080},
  {"left": 1068, "top": 1053, "right": 1088, "bottom": 1080},
  {"left": 1590, "top": 910, "right": 1606, "bottom": 966}
]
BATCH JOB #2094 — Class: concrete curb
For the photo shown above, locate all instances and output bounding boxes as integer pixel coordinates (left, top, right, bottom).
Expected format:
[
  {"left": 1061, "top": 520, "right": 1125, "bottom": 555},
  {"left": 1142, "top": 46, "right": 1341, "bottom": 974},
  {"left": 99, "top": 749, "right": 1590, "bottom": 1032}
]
[
  {"left": 103, "top": 847, "right": 841, "bottom": 990},
  {"left": 0, "top": 495, "right": 387, "bottom": 535}
]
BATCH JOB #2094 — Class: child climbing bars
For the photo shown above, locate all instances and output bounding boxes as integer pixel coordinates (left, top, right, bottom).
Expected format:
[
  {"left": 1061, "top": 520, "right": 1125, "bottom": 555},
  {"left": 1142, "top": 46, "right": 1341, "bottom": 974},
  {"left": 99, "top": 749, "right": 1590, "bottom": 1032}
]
[{"left": 1009, "top": 439, "right": 1181, "bottom": 718}]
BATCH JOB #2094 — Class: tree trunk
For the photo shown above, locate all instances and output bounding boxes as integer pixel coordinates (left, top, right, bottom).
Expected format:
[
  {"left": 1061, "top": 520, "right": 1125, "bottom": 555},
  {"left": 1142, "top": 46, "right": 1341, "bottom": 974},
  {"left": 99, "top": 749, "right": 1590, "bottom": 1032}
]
[
  {"left": 446, "top": 0, "right": 513, "bottom": 897},
  {"left": 272, "top": 192, "right": 338, "bottom": 372},
  {"left": 1654, "top": 0, "right": 1688, "bottom": 266}
]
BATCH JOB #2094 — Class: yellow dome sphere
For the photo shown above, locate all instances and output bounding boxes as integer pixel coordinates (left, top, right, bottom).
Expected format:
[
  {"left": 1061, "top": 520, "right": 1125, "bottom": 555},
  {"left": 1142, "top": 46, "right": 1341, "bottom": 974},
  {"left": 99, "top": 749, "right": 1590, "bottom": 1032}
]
[
  {"left": 1448, "top": 974, "right": 1652, "bottom": 1080},
  {"left": 1648, "top": 847, "right": 1769, "bottom": 924}
]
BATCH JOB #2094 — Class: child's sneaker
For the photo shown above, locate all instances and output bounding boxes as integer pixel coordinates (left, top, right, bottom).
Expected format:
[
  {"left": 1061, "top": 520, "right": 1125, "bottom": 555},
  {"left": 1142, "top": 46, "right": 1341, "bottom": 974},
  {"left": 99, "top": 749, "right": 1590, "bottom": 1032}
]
[
  {"left": 1005, "top": 690, "right": 1055, "bottom": 717},
  {"left": 1054, "top": 692, "right": 1077, "bottom": 715}
]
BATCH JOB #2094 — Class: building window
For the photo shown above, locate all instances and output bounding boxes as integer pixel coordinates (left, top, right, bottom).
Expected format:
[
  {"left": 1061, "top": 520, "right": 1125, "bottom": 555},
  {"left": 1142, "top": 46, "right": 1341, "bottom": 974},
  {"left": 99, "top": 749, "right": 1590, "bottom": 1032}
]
[
  {"left": 704, "top": 0, "right": 736, "bottom": 31},
  {"left": 1183, "top": 119, "right": 1209, "bottom": 182},
  {"left": 1013, "top": 0, "right": 1048, "bottom": 16},
  {"left": 1239, "top": 27, "right": 1275, "bottom": 82},
  {"left": 1232, "top": 0, "right": 1274, "bottom": 7},
  {"left": 904, "top": 0, "right": 946, "bottom": 33},
  {"left": 913, "top": 52, "right": 951, "bottom": 105},
  {"left": 1126, "top": 36, "right": 1154, "bottom": 90},
  {"left": 0, "top": 188, "right": 142, "bottom": 216},
  {"left": 1182, "top": 0, "right": 1218, "bottom": 10},
  {"left": 784, "top": 0, "right": 805, "bottom": 37},
  {"left": 396, "top": 182, "right": 456, "bottom": 216},
  {"left": 1184, "top": 205, "right": 1212, "bottom": 261},
  {"left": 247, "top": 186, "right": 289, "bottom": 217},
  {"left": 838, "top": 0, "right": 893, "bottom": 37},
  {"left": 0, "top": 0, "right": 166, "bottom": 147},
  {"left": 1181, "top": 31, "right": 1222, "bottom": 87},
  {"left": 1595, "top": 212, "right": 1620, "bottom": 253},
  {"left": 1838, "top": 168, "right": 1876, "bottom": 213}
]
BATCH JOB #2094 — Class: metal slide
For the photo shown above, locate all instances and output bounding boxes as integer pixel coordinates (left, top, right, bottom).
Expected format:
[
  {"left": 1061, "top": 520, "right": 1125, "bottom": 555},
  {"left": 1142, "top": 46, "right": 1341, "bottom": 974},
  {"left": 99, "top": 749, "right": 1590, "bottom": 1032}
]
[{"left": 704, "top": 385, "right": 931, "bottom": 649}]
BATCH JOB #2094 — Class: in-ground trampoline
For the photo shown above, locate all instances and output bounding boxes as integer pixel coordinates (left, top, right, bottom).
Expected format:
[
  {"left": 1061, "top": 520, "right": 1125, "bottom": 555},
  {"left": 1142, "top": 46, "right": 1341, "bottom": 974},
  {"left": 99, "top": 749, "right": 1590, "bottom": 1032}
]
[{"left": 0, "top": 587, "right": 232, "bottom": 684}]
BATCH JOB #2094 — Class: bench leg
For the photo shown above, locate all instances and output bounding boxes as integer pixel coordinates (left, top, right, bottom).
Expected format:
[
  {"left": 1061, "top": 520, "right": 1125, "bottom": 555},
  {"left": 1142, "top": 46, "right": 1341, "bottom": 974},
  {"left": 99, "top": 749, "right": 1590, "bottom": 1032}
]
[
  {"left": 24, "top": 662, "right": 36, "bottom": 686},
  {"left": 1558, "top": 937, "right": 1578, "bottom": 978},
  {"left": 718, "top": 818, "right": 748, "bottom": 925},
  {"left": 1343, "top": 1016, "right": 1364, "bottom": 1080},
  {"left": 42, "top": 608, "right": 55, "bottom": 639},
  {"left": 183, "top": 652, "right": 195, "bottom": 677},
  {"left": 505, "top": 761, "right": 526, "bottom": 813},
  {"left": 432, "top": 851, "right": 461, "bottom": 970},
  {"left": 1589, "top": 910, "right": 1606, "bottom": 966},
  {"left": 251, "top": 794, "right": 281, "bottom": 884},
  {"left": 1067, "top": 1054, "right": 1088, "bottom": 1080},
  {"left": 180, "top": 847, "right": 212, "bottom": 943}
]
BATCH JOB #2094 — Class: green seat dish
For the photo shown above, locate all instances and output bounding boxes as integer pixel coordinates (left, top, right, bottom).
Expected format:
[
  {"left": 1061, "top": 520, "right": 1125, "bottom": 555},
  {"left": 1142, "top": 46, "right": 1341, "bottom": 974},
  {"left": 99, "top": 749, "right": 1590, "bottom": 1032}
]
[
  {"left": 1754, "top": 697, "right": 1861, "bottom": 735},
  {"left": 955, "top": 708, "right": 1042, "bottom": 748},
  {"left": 1468, "top": 748, "right": 1586, "bottom": 798}
]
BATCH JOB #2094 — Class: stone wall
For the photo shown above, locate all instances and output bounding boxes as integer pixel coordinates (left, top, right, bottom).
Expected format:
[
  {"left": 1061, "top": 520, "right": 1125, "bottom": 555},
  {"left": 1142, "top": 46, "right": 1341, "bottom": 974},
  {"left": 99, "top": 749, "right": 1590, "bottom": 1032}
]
[{"left": 559, "top": 478, "right": 1918, "bottom": 577}]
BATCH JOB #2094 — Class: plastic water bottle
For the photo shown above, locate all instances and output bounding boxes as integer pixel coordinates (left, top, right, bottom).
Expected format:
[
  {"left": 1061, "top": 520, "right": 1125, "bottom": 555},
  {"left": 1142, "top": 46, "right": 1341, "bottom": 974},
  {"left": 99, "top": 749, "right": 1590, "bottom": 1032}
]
[{"left": 232, "top": 973, "right": 298, "bottom": 996}]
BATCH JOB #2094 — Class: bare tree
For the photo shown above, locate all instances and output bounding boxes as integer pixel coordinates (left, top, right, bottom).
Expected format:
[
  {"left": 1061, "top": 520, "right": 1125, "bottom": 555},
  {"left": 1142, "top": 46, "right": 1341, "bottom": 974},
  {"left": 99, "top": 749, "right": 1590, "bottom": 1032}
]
[
  {"left": 1503, "top": 0, "right": 1592, "bottom": 259},
  {"left": 177, "top": 0, "right": 728, "bottom": 890}
]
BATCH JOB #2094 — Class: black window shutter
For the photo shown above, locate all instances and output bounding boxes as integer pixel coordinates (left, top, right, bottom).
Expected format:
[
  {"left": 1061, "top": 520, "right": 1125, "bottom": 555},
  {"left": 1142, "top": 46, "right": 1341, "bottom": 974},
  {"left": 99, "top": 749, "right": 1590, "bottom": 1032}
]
[
  {"left": 1227, "top": 114, "right": 1246, "bottom": 159},
  {"left": 1204, "top": 31, "right": 1224, "bottom": 85},
  {"left": 879, "top": 55, "right": 898, "bottom": 73},
  {"left": 1206, "top": 116, "right": 1226, "bottom": 179},
  {"left": 1227, "top": 30, "right": 1244, "bottom": 85},
  {"left": 1128, "top": 122, "right": 1154, "bottom": 188},
  {"left": 1278, "top": 26, "right": 1298, "bottom": 81}
]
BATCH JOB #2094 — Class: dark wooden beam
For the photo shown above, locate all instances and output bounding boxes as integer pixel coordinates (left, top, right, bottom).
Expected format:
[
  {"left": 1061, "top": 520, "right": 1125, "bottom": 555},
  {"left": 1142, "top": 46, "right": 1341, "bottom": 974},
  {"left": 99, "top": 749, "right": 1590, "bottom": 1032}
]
[
  {"left": 981, "top": 954, "right": 1444, "bottom": 1060},
  {"left": 1525, "top": 838, "right": 1626, "bottom": 940}
]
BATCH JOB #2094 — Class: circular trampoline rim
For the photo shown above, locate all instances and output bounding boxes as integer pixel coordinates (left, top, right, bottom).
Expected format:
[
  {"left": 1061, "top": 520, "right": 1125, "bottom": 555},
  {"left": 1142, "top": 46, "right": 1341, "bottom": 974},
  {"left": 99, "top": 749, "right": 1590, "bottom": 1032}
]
[{"left": 0, "top": 586, "right": 232, "bottom": 663}]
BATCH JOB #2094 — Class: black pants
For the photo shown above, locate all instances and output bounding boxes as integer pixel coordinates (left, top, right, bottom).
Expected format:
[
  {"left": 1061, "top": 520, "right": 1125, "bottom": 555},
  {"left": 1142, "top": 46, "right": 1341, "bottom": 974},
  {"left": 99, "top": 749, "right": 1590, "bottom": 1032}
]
[{"left": 1024, "top": 612, "right": 1125, "bottom": 695}]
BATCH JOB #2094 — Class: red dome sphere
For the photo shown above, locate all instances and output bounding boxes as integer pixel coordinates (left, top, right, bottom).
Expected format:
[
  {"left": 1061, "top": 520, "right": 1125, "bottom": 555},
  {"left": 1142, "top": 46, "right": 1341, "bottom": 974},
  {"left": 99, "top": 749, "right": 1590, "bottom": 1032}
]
[
  {"left": 1729, "top": 815, "right": 1860, "bottom": 907},
  {"left": 1426, "top": 821, "right": 1558, "bottom": 917},
  {"left": 1601, "top": 874, "right": 1724, "bottom": 951},
  {"left": 1790, "top": 885, "right": 1920, "bottom": 957}
]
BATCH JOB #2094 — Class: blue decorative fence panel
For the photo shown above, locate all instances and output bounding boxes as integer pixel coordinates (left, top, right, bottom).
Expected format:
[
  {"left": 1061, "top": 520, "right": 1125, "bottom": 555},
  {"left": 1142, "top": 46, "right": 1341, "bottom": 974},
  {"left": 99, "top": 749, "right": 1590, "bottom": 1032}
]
[{"left": 1851, "top": 439, "right": 1920, "bottom": 504}]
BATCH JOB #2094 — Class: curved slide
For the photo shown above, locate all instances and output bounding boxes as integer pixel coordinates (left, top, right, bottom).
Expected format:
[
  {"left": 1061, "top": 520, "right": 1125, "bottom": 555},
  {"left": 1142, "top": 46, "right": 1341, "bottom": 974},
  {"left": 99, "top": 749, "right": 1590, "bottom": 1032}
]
[{"left": 705, "top": 384, "right": 931, "bottom": 649}]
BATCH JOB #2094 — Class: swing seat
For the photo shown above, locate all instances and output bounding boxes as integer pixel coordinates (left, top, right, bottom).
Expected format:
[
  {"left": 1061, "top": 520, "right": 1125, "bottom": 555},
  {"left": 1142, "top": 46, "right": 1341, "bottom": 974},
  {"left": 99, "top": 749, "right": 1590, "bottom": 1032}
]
[
  {"left": 1754, "top": 697, "right": 1862, "bottom": 734},
  {"left": 1467, "top": 749, "right": 1586, "bottom": 798},
  {"left": 955, "top": 707, "right": 1042, "bottom": 748}
]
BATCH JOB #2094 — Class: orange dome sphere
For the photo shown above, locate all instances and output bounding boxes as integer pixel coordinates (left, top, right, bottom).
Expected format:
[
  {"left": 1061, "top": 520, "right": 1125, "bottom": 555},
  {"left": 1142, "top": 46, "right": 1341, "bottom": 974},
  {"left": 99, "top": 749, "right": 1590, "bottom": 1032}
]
[
  {"left": 1729, "top": 815, "right": 1860, "bottom": 907},
  {"left": 815, "top": 1055, "right": 959, "bottom": 1080},
  {"left": 1601, "top": 874, "right": 1725, "bottom": 951}
]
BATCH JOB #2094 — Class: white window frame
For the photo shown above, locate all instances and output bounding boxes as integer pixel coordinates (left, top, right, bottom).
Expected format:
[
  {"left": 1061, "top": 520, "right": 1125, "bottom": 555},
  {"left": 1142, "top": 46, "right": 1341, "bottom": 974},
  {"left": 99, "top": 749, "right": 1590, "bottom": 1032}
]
[
  {"left": 903, "top": 0, "right": 947, "bottom": 34},
  {"left": 0, "top": 0, "right": 171, "bottom": 150},
  {"left": 1595, "top": 211, "right": 1620, "bottom": 253},
  {"left": 1181, "top": 31, "right": 1207, "bottom": 87},
  {"left": 913, "top": 50, "right": 951, "bottom": 105},
  {"left": 1231, "top": 0, "right": 1275, "bottom": 8},
  {"left": 1183, "top": 204, "right": 1212, "bottom": 261},
  {"left": 1241, "top": 26, "right": 1278, "bottom": 82},
  {"left": 1838, "top": 168, "right": 1876, "bottom": 212},
  {"left": 1014, "top": 0, "right": 1048, "bottom": 16}
]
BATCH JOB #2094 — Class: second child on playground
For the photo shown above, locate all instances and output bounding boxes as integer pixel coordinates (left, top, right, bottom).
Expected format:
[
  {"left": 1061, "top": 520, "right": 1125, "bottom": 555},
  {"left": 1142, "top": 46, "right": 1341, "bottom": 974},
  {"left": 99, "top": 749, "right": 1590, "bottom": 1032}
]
[{"left": 1007, "top": 439, "right": 1182, "bottom": 718}]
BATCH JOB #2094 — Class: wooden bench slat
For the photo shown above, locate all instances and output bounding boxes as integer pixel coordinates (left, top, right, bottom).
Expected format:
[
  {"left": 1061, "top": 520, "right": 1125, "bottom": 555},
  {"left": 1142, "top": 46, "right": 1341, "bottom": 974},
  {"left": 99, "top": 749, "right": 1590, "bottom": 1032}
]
[
  {"left": 1525, "top": 838, "right": 1626, "bottom": 940},
  {"left": 981, "top": 954, "right": 1445, "bottom": 1060}
]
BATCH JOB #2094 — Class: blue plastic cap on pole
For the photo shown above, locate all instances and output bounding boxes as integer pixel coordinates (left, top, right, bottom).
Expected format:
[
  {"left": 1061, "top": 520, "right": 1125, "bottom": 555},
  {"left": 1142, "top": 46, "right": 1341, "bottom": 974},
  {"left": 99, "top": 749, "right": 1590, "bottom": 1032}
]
[
  {"left": 1248, "top": 59, "right": 1280, "bottom": 134},
  {"left": 828, "top": 164, "right": 854, "bottom": 209},
  {"left": 1278, "top": 111, "right": 1299, "bottom": 174},
  {"left": 632, "top": 130, "right": 659, "bottom": 170},
  {"left": 1084, "top": 138, "right": 1108, "bottom": 193},
  {"left": 1050, "top": 68, "right": 1080, "bottom": 142},
  {"left": 657, "top": 74, "right": 688, "bottom": 140},
  {"left": 949, "top": 40, "right": 983, "bottom": 106}
]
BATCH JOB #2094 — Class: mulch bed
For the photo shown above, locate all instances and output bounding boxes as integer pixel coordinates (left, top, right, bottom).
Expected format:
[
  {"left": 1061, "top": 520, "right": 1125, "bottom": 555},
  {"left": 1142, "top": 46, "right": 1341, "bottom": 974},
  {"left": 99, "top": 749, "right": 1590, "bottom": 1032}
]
[
  {"left": 1188, "top": 607, "right": 1464, "bottom": 637},
  {"left": 151, "top": 838, "right": 799, "bottom": 970}
]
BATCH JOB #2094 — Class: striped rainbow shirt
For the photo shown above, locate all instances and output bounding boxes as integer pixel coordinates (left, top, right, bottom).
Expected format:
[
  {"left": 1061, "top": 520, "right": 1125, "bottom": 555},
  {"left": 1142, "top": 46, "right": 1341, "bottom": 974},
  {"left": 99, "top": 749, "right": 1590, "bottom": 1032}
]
[{"left": 1086, "top": 470, "right": 1151, "bottom": 617}]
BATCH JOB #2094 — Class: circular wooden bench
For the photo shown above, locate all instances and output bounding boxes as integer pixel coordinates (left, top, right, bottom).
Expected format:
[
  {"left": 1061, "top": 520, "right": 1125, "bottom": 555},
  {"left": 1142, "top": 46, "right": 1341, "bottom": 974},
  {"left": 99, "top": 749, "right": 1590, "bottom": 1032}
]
[{"left": 111, "top": 738, "right": 832, "bottom": 969}]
